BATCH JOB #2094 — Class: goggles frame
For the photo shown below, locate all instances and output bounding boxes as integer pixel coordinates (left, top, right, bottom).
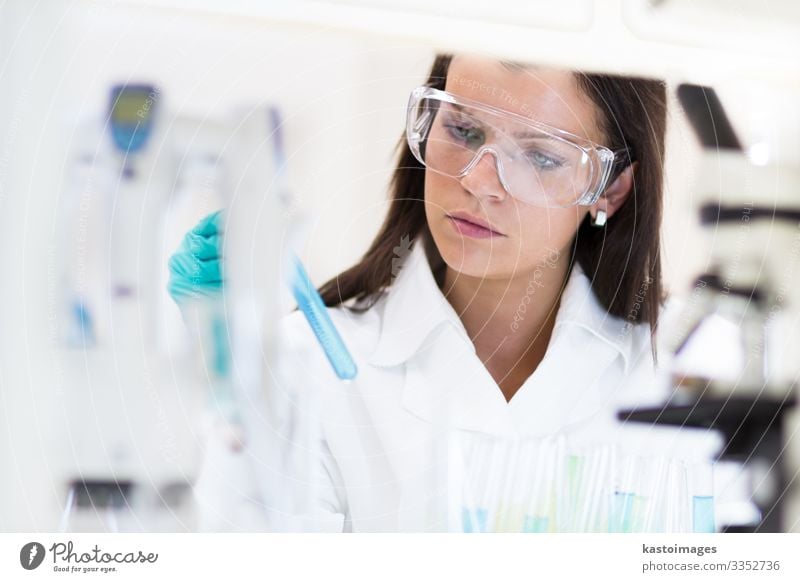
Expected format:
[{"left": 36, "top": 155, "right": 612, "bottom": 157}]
[{"left": 406, "top": 86, "right": 629, "bottom": 207}]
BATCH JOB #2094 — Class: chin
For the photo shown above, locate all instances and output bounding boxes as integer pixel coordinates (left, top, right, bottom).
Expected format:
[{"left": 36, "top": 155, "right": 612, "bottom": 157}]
[{"left": 432, "top": 229, "right": 511, "bottom": 279}]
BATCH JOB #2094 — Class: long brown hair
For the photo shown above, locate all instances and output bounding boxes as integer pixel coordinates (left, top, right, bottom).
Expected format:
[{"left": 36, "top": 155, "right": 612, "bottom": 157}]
[{"left": 318, "top": 54, "right": 667, "bottom": 356}]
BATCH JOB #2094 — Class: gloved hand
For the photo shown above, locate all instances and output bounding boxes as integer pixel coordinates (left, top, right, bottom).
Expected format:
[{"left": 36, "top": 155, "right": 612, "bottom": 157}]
[{"left": 168, "top": 210, "right": 224, "bottom": 303}]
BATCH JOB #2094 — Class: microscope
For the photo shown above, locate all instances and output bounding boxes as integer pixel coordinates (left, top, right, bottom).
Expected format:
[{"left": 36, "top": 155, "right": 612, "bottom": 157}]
[
  {"left": 55, "top": 82, "right": 290, "bottom": 532},
  {"left": 620, "top": 84, "right": 800, "bottom": 532}
]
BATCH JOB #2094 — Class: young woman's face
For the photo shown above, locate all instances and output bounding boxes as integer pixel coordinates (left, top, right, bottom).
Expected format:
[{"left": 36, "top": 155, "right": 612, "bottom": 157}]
[{"left": 424, "top": 55, "right": 606, "bottom": 281}]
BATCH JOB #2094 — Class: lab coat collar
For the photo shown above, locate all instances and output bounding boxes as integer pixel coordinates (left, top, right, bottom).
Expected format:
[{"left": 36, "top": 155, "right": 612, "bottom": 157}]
[
  {"left": 367, "top": 236, "right": 470, "bottom": 367},
  {"left": 368, "top": 236, "right": 639, "bottom": 374}
]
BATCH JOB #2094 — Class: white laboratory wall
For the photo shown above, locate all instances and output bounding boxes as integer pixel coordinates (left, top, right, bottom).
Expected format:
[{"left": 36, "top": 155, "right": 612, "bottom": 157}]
[
  {"left": 0, "top": 0, "right": 713, "bottom": 532},
  {"left": 0, "top": 0, "right": 435, "bottom": 531},
  {"left": 0, "top": 0, "right": 76, "bottom": 533},
  {"left": 662, "top": 93, "right": 707, "bottom": 296}
]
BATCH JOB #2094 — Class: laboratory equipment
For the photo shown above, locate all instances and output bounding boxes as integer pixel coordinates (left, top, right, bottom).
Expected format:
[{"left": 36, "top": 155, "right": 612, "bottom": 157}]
[
  {"left": 456, "top": 433, "right": 713, "bottom": 533},
  {"left": 107, "top": 85, "right": 164, "bottom": 304},
  {"left": 620, "top": 85, "right": 800, "bottom": 532},
  {"left": 290, "top": 256, "right": 358, "bottom": 381},
  {"left": 168, "top": 217, "right": 358, "bottom": 381},
  {"left": 108, "top": 84, "right": 159, "bottom": 179},
  {"left": 52, "top": 82, "right": 299, "bottom": 531}
]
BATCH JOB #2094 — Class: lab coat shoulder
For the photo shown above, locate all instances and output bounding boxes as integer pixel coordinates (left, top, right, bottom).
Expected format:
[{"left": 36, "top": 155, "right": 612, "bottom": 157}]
[
  {"left": 591, "top": 296, "right": 726, "bottom": 462},
  {"left": 611, "top": 295, "right": 682, "bottom": 409}
]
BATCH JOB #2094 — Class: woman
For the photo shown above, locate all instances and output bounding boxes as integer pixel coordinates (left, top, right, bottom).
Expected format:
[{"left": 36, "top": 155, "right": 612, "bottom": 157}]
[{"left": 170, "top": 54, "right": 731, "bottom": 532}]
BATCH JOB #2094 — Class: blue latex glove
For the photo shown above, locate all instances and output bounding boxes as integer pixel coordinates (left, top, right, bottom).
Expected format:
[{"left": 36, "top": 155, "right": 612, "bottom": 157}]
[{"left": 168, "top": 210, "right": 224, "bottom": 303}]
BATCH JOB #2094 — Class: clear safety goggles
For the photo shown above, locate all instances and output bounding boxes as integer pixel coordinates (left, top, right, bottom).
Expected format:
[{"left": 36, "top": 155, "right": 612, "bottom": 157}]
[{"left": 406, "top": 86, "right": 627, "bottom": 208}]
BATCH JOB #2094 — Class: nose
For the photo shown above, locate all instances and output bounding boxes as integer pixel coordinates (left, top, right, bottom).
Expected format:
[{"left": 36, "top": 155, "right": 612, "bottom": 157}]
[{"left": 458, "top": 147, "right": 509, "bottom": 202}]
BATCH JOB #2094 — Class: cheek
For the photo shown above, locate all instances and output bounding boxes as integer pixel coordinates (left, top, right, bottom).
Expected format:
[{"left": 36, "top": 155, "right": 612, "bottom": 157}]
[
  {"left": 423, "top": 170, "right": 464, "bottom": 235},
  {"left": 424, "top": 170, "right": 457, "bottom": 208},
  {"left": 514, "top": 205, "right": 585, "bottom": 248},
  {"left": 503, "top": 205, "right": 586, "bottom": 269}
]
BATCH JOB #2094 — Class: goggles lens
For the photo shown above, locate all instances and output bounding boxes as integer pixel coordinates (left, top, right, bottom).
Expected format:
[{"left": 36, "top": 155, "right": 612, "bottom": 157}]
[{"left": 406, "top": 87, "right": 617, "bottom": 208}]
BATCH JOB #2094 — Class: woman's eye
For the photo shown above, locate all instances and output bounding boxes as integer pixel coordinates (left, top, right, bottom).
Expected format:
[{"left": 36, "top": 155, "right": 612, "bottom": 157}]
[
  {"left": 526, "top": 149, "right": 563, "bottom": 170},
  {"left": 444, "top": 124, "right": 484, "bottom": 146}
]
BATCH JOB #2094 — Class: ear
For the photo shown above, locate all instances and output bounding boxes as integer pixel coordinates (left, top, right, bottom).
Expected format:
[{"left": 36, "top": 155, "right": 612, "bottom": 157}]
[{"left": 591, "top": 161, "right": 638, "bottom": 220}]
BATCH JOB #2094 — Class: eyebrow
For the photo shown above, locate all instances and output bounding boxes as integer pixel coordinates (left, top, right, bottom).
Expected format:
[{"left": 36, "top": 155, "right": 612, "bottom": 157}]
[
  {"left": 446, "top": 102, "right": 556, "bottom": 139},
  {"left": 500, "top": 60, "right": 535, "bottom": 72},
  {"left": 512, "top": 131, "right": 553, "bottom": 141}
]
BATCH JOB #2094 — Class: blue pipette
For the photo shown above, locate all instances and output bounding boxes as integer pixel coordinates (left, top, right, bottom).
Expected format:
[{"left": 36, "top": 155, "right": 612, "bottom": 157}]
[
  {"left": 290, "top": 255, "right": 358, "bottom": 381},
  {"left": 266, "top": 107, "right": 358, "bottom": 382}
]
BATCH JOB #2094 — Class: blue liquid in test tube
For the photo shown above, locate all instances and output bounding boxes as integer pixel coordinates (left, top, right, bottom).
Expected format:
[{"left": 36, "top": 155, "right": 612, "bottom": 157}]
[
  {"left": 462, "top": 508, "right": 488, "bottom": 533},
  {"left": 692, "top": 496, "right": 715, "bottom": 533},
  {"left": 522, "top": 515, "right": 549, "bottom": 533},
  {"left": 291, "top": 255, "right": 358, "bottom": 381},
  {"left": 609, "top": 491, "right": 635, "bottom": 533}
]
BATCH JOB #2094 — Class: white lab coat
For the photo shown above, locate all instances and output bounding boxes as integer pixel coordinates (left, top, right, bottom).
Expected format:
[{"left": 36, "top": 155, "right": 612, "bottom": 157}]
[{"left": 192, "top": 237, "right": 751, "bottom": 532}]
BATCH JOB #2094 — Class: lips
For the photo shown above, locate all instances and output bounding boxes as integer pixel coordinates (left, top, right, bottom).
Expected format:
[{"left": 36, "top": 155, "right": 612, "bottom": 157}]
[{"left": 446, "top": 211, "right": 505, "bottom": 238}]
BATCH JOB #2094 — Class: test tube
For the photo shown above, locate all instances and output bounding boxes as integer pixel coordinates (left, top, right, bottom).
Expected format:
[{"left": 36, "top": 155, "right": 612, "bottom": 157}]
[
  {"left": 662, "top": 458, "right": 690, "bottom": 532},
  {"left": 578, "top": 445, "right": 611, "bottom": 533},
  {"left": 482, "top": 438, "right": 506, "bottom": 532},
  {"left": 291, "top": 256, "right": 358, "bottom": 381},
  {"left": 461, "top": 434, "right": 489, "bottom": 533},
  {"left": 691, "top": 462, "right": 716, "bottom": 532},
  {"left": 494, "top": 438, "right": 524, "bottom": 532},
  {"left": 564, "top": 449, "right": 586, "bottom": 531},
  {"left": 610, "top": 453, "right": 639, "bottom": 533},
  {"left": 506, "top": 439, "right": 538, "bottom": 532},
  {"left": 522, "top": 438, "right": 550, "bottom": 532},
  {"left": 553, "top": 435, "right": 568, "bottom": 532},
  {"left": 642, "top": 456, "right": 669, "bottom": 532}
]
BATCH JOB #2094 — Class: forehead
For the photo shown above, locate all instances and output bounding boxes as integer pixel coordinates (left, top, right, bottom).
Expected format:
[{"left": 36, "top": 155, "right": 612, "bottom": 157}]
[{"left": 445, "top": 55, "right": 603, "bottom": 143}]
